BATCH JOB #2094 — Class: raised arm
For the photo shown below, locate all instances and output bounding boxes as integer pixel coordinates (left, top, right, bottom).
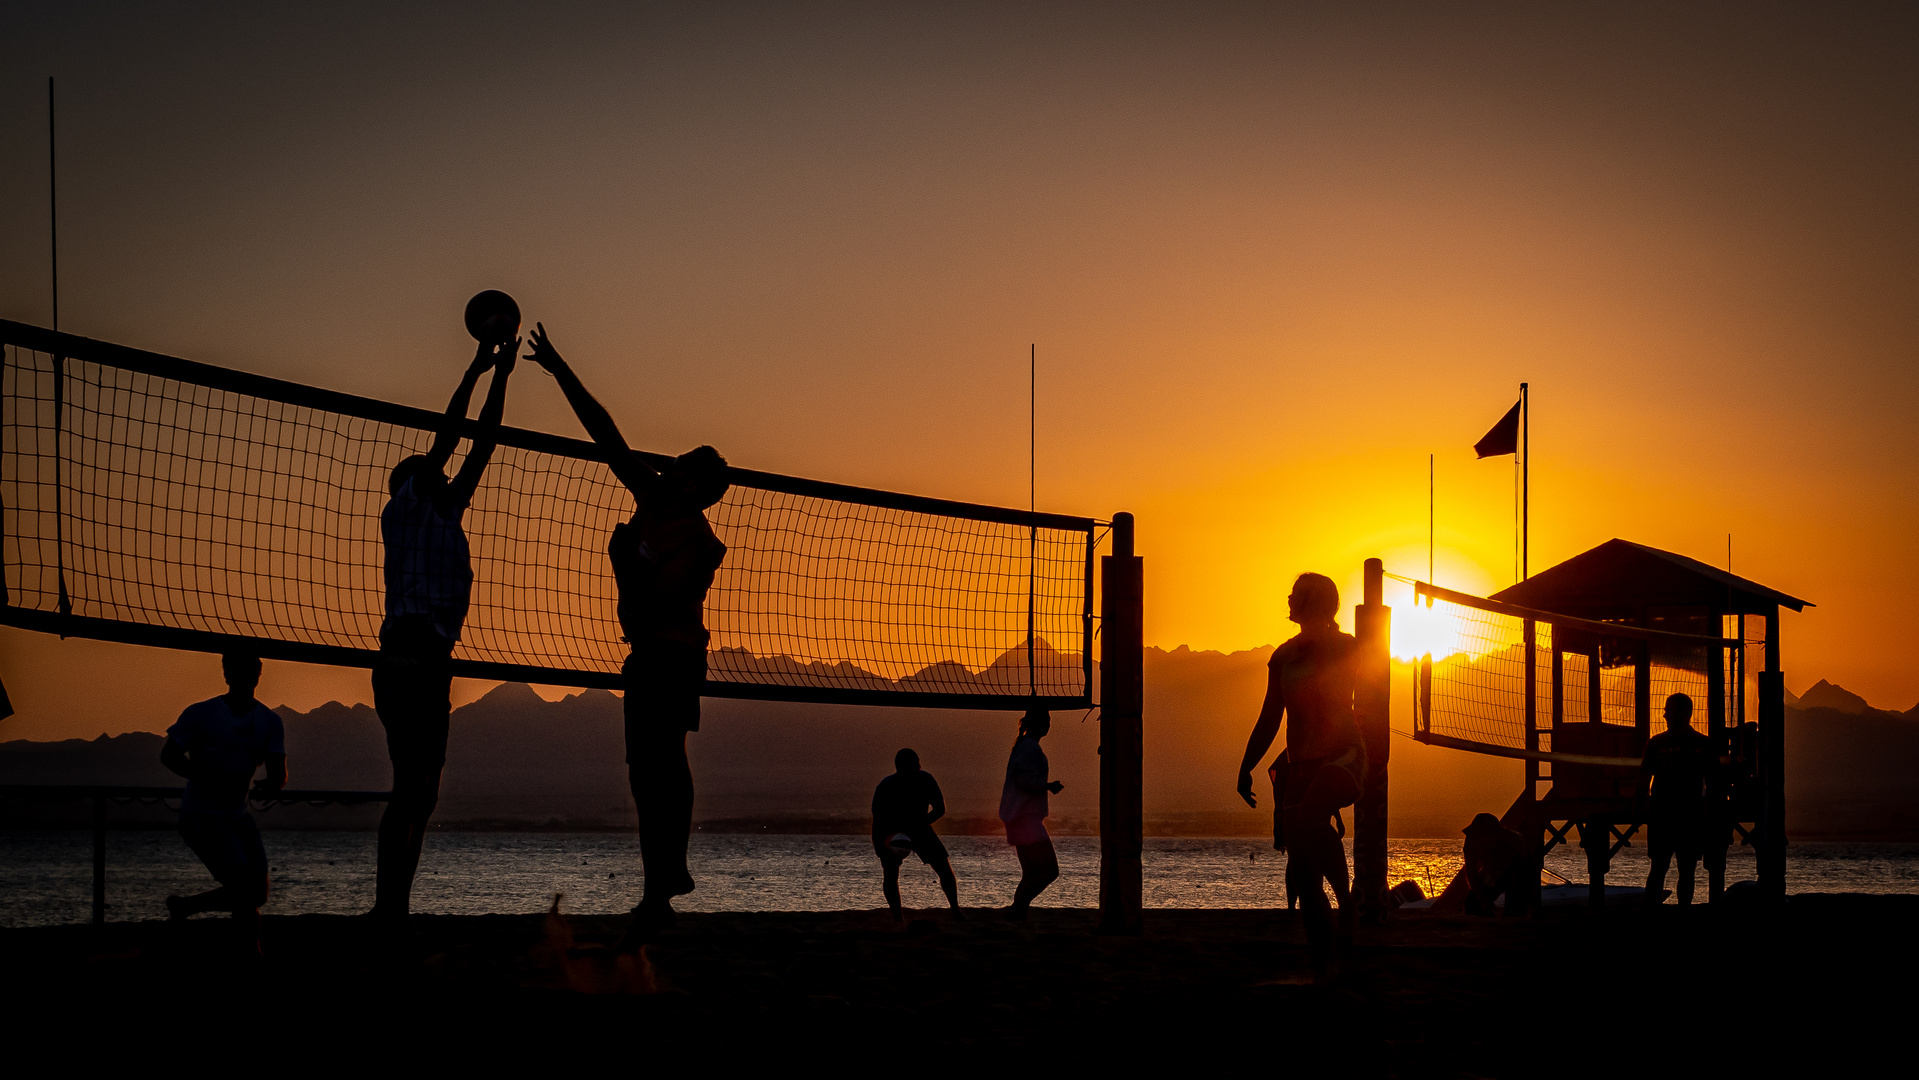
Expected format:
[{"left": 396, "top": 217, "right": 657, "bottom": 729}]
[
  {"left": 1237, "top": 669, "right": 1285, "bottom": 808},
  {"left": 440, "top": 338, "right": 517, "bottom": 517},
  {"left": 525, "top": 323, "right": 657, "bottom": 495},
  {"left": 424, "top": 344, "right": 496, "bottom": 473}
]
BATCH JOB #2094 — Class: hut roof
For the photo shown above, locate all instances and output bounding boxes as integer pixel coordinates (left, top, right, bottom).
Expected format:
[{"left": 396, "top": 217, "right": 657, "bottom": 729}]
[{"left": 1490, "top": 539, "right": 1812, "bottom": 618}]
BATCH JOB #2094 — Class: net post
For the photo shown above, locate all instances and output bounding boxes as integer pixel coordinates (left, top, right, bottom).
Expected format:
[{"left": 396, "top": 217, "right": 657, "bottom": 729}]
[
  {"left": 91, "top": 793, "right": 106, "bottom": 925},
  {"left": 1353, "top": 557, "right": 1391, "bottom": 922},
  {"left": 1523, "top": 618, "right": 1539, "bottom": 797},
  {"left": 1098, "top": 511, "right": 1143, "bottom": 935},
  {"left": 1759, "top": 606, "right": 1786, "bottom": 898}
]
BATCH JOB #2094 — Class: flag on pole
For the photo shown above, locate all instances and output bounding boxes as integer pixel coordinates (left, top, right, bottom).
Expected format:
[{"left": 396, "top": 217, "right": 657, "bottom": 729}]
[{"left": 1474, "top": 399, "right": 1521, "bottom": 458}]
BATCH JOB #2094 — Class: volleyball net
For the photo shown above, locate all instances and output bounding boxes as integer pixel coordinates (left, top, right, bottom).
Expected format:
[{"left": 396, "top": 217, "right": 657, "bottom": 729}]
[
  {"left": 0, "top": 321, "right": 1096, "bottom": 710},
  {"left": 1407, "top": 581, "right": 1742, "bottom": 766}
]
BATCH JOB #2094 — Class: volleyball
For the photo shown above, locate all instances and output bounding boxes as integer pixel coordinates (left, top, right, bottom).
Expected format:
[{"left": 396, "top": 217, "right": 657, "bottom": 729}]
[
  {"left": 463, "top": 290, "right": 521, "bottom": 345},
  {"left": 886, "top": 832, "right": 914, "bottom": 856}
]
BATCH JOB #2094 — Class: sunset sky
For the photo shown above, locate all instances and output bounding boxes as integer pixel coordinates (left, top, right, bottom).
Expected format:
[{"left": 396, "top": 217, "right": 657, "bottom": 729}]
[{"left": 4, "top": 2, "right": 1917, "bottom": 740}]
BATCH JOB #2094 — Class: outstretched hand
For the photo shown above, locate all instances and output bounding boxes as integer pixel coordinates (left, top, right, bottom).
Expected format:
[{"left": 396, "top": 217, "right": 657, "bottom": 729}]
[
  {"left": 1047, "top": 780, "right": 1064, "bottom": 795},
  {"left": 1237, "top": 769, "right": 1258, "bottom": 809},
  {"left": 492, "top": 335, "right": 521, "bottom": 376},
  {"left": 468, "top": 341, "right": 496, "bottom": 375},
  {"left": 526, "top": 322, "right": 564, "bottom": 373}
]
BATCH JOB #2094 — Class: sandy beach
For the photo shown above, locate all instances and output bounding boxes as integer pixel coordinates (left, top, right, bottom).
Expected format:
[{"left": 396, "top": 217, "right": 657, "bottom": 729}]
[{"left": 5, "top": 895, "right": 1907, "bottom": 1074}]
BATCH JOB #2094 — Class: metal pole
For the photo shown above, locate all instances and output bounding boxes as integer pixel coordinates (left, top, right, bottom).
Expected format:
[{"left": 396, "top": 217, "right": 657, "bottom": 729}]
[
  {"left": 49, "top": 76, "right": 59, "bottom": 333},
  {"left": 1520, "top": 382, "right": 1528, "bottom": 580},
  {"left": 1353, "top": 558, "right": 1391, "bottom": 921},
  {"left": 91, "top": 794, "right": 106, "bottom": 925},
  {"left": 1759, "top": 606, "right": 1786, "bottom": 898},
  {"left": 1098, "top": 512, "right": 1143, "bottom": 934}
]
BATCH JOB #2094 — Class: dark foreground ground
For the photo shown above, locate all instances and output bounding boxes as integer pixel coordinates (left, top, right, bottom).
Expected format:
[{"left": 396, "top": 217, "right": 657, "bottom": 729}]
[{"left": 4, "top": 896, "right": 1909, "bottom": 1075}]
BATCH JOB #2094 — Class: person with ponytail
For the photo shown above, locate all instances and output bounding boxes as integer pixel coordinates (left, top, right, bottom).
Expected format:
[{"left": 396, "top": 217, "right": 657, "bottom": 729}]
[{"left": 1000, "top": 708, "right": 1065, "bottom": 920}]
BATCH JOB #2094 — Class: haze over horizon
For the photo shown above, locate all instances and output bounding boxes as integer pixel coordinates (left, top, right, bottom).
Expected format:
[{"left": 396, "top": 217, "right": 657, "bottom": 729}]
[{"left": 5, "top": 2, "right": 1917, "bottom": 740}]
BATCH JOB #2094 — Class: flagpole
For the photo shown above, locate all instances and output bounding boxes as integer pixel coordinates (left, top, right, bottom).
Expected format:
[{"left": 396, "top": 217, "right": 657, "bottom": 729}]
[{"left": 1520, "top": 381, "right": 1529, "bottom": 581}]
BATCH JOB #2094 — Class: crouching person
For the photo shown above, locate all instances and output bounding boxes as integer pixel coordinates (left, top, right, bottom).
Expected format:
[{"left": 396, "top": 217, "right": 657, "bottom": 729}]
[{"left": 160, "top": 652, "right": 286, "bottom": 951}]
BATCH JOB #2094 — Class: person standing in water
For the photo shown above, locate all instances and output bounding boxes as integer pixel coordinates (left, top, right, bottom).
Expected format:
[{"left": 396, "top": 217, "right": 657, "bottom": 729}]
[
  {"left": 1236, "top": 572, "right": 1367, "bottom": 983},
  {"left": 370, "top": 333, "right": 516, "bottom": 921},
  {"left": 1001, "top": 708, "right": 1065, "bottom": 920},
  {"left": 526, "top": 324, "right": 729, "bottom": 945},
  {"left": 871, "top": 748, "right": 964, "bottom": 921}
]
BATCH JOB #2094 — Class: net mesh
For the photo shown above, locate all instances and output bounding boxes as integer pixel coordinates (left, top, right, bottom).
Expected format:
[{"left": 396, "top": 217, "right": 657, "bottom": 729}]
[
  {"left": 1410, "top": 584, "right": 1732, "bottom": 758},
  {"left": 2, "top": 334, "right": 1094, "bottom": 705}
]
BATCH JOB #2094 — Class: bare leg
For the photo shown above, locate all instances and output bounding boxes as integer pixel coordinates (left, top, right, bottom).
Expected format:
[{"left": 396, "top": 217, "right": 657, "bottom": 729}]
[
  {"left": 374, "top": 759, "right": 443, "bottom": 916},
  {"left": 882, "top": 859, "right": 904, "bottom": 920},
  {"left": 930, "top": 856, "right": 963, "bottom": 917},
  {"left": 1645, "top": 829, "right": 1673, "bottom": 906},
  {"left": 1009, "top": 839, "right": 1060, "bottom": 919}
]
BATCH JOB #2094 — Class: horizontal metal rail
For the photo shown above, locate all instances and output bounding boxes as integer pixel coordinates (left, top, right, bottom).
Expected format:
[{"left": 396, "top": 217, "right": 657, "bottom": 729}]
[
  {"left": 1414, "top": 580, "right": 1739, "bottom": 648},
  {"left": 1413, "top": 729, "right": 1642, "bottom": 769}
]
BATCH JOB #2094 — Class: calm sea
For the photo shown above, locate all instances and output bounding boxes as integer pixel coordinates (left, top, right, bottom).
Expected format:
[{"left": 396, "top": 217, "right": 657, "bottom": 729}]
[{"left": 3, "top": 830, "right": 1915, "bottom": 928}]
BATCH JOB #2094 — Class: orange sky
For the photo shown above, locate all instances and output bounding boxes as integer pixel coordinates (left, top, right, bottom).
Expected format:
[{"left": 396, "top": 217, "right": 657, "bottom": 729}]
[{"left": 4, "top": 3, "right": 1917, "bottom": 739}]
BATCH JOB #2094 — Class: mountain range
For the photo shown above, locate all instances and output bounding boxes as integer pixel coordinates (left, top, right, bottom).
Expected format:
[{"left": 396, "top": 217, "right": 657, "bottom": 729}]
[{"left": 3, "top": 646, "right": 1915, "bottom": 838}]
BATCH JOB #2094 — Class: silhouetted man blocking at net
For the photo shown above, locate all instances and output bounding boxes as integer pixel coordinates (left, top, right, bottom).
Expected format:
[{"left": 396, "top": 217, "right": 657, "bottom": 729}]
[
  {"left": 526, "top": 324, "right": 729, "bottom": 945},
  {"left": 160, "top": 653, "right": 285, "bottom": 952},
  {"left": 1237, "top": 573, "right": 1367, "bottom": 984},
  {"left": 873, "top": 748, "right": 963, "bottom": 922},
  {"left": 1640, "top": 693, "right": 1713, "bottom": 906},
  {"left": 369, "top": 335, "right": 517, "bottom": 920},
  {"left": 1001, "top": 708, "right": 1065, "bottom": 920}
]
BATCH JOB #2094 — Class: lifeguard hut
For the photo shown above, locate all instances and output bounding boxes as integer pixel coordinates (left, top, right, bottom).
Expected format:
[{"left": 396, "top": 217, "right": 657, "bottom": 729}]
[
  {"left": 1495, "top": 540, "right": 1810, "bottom": 899},
  {"left": 1412, "top": 539, "right": 1810, "bottom": 902}
]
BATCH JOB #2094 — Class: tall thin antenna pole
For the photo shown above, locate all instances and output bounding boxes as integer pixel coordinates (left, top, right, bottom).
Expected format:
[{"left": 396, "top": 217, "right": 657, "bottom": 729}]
[
  {"left": 1520, "top": 381, "right": 1529, "bottom": 580},
  {"left": 1028, "top": 343, "right": 1036, "bottom": 697},
  {"left": 1428, "top": 453, "right": 1434, "bottom": 583},
  {"left": 49, "top": 76, "right": 58, "bottom": 331}
]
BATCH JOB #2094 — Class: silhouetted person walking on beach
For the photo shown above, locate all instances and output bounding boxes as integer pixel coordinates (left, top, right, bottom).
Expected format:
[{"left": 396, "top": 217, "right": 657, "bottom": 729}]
[
  {"left": 370, "top": 334, "right": 516, "bottom": 921},
  {"left": 1237, "top": 573, "right": 1367, "bottom": 983},
  {"left": 161, "top": 653, "right": 285, "bottom": 952},
  {"left": 872, "top": 748, "right": 963, "bottom": 921},
  {"left": 1641, "top": 693, "right": 1712, "bottom": 906},
  {"left": 1001, "top": 708, "right": 1064, "bottom": 919},
  {"left": 528, "top": 325, "right": 728, "bottom": 946}
]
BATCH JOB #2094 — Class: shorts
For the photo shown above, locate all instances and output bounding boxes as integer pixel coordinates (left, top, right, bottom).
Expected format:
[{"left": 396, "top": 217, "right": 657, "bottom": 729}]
[
  {"left": 1004, "top": 815, "right": 1050, "bottom": 847},
  {"left": 623, "top": 643, "right": 707, "bottom": 757},
  {"left": 878, "top": 826, "right": 950, "bottom": 865},
  {"left": 1281, "top": 742, "right": 1368, "bottom": 813},
  {"left": 179, "top": 810, "right": 269, "bottom": 904},
  {"left": 373, "top": 639, "right": 453, "bottom": 773}
]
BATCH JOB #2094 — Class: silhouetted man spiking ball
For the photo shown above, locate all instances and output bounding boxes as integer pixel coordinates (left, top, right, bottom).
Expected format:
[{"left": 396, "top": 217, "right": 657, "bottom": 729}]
[
  {"left": 368, "top": 306, "right": 518, "bottom": 922},
  {"left": 872, "top": 748, "right": 963, "bottom": 921},
  {"left": 527, "top": 323, "right": 728, "bottom": 949},
  {"left": 1237, "top": 572, "right": 1367, "bottom": 983}
]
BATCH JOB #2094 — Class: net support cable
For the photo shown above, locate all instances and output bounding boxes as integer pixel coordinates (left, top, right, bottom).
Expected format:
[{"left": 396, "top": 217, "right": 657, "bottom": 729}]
[
  {"left": 1410, "top": 580, "right": 1739, "bottom": 768},
  {"left": 1, "top": 321, "right": 1096, "bottom": 710}
]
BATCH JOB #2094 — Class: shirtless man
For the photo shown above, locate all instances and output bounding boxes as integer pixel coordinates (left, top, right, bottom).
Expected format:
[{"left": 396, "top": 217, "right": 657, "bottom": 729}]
[
  {"left": 526, "top": 324, "right": 728, "bottom": 944},
  {"left": 370, "top": 334, "right": 515, "bottom": 920},
  {"left": 1237, "top": 573, "right": 1367, "bottom": 982},
  {"left": 872, "top": 748, "right": 963, "bottom": 921}
]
